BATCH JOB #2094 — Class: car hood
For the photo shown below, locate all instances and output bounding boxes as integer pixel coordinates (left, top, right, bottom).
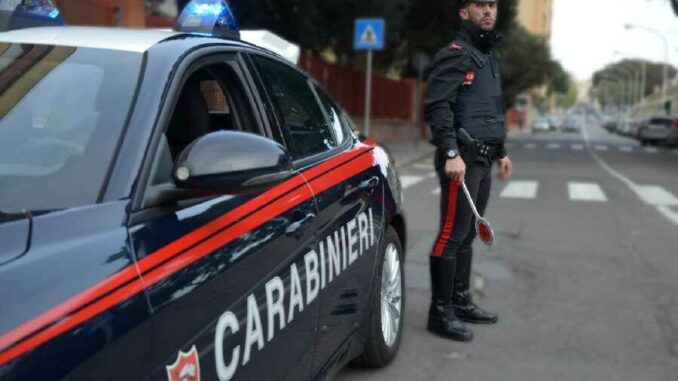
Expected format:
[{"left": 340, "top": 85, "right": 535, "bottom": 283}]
[{"left": 0, "top": 217, "right": 30, "bottom": 266}]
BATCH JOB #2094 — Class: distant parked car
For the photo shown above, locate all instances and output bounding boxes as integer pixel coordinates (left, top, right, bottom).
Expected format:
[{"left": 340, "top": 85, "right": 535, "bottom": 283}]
[
  {"left": 532, "top": 117, "right": 551, "bottom": 133},
  {"left": 616, "top": 119, "right": 639, "bottom": 137},
  {"left": 603, "top": 120, "right": 618, "bottom": 133},
  {"left": 561, "top": 117, "right": 581, "bottom": 132},
  {"left": 547, "top": 115, "right": 562, "bottom": 130},
  {"left": 666, "top": 119, "right": 678, "bottom": 147},
  {"left": 637, "top": 117, "right": 674, "bottom": 146}
]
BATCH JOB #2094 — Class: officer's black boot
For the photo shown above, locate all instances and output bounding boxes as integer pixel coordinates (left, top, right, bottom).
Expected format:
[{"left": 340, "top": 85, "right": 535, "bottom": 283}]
[
  {"left": 428, "top": 256, "right": 473, "bottom": 342},
  {"left": 453, "top": 247, "right": 498, "bottom": 324}
]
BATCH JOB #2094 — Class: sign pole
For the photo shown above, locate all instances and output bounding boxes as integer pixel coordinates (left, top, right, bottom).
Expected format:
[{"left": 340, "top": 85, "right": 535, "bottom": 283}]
[
  {"left": 364, "top": 49, "right": 373, "bottom": 137},
  {"left": 354, "top": 18, "right": 384, "bottom": 138}
]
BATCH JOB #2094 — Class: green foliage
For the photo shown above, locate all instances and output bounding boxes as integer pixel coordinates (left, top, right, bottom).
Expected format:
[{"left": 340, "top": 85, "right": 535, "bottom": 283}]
[
  {"left": 169, "top": 0, "right": 560, "bottom": 109},
  {"left": 555, "top": 81, "right": 578, "bottom": 109},
  {"left": 496, "top": 25, "right": 553, "bottom": 107},
  {"left": 592, "top": 59, "right": 677, "bottom": 108}
]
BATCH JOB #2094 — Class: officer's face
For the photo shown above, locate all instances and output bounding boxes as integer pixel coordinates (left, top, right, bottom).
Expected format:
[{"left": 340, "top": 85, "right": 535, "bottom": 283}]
[{"left": 460, "top": 2, "right": 498, "bottom": 31}]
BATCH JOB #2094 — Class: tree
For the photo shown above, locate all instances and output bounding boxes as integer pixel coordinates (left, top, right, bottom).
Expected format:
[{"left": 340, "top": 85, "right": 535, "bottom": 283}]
[
  {"left": 592, "top": 59, "right": 677, "bottom": 100},
  {"left": 167, "top": 0, "right": 557, "bottom": 107},
  {"left": 496, "top": 25, "right": 553, "bottom": 108}
]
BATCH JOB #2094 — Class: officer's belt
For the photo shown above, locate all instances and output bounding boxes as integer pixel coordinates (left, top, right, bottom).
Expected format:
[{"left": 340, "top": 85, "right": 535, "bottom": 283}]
[
  {"left": 457, "top": 128, "right": 501, "bottom": 160},
  {"left": 461, "top": 141, "right": 501, "bottom": 159}
]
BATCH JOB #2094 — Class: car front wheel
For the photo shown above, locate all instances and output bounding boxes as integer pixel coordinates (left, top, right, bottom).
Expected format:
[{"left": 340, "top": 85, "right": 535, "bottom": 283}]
[{"left": 355, "top": 225, "right": 405, "bottom": 368}]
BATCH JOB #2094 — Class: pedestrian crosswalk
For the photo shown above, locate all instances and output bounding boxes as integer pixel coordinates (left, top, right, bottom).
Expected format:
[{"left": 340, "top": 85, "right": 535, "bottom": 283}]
[
  {"left": 402, "top": 174, "right": 678, "bottom": 208},
  {"left": 509, "top": 142, "right": 678, "bottom": 154},
  {"left": 568, "top": 182, "right": 608, "bottom": 202},
  {"left": 500, "top": 180, "right": 539, "bottom": 199}
]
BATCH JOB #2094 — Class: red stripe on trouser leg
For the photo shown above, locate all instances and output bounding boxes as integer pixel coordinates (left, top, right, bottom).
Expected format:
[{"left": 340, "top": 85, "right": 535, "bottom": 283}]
[{"left": 432, "top": 180, "right": 459, "bottom": 257}]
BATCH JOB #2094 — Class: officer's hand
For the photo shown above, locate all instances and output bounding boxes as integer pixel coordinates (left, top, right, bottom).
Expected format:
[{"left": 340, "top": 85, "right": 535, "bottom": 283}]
[
  {"left": 496, "top": 156, "right": 513, "bottom": 180},
  {"left": 445, "top": 156, "right": 466, "bottom": 183}
]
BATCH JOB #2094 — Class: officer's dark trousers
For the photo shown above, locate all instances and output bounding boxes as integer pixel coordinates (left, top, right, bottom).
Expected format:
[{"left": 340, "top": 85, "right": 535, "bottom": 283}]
[{"left": 431, "top": 158, "right": 492, "bottom": 292}]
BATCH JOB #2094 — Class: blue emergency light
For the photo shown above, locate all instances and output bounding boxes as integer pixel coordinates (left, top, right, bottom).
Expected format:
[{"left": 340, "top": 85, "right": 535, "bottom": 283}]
[
  {"left": 0, "top": 0, "right": 64, "bottom": 32},
  {"left": 175, "top": 0, "right": 239, "bottom": 39}
]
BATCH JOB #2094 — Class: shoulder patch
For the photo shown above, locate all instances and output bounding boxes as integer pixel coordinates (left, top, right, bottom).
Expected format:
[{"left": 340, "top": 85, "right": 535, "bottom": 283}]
[{"left": 449, "top": 43, "right": 464, "bottom": 51}]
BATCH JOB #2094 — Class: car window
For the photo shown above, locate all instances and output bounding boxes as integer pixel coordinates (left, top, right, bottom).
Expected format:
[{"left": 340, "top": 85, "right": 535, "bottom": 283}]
[
  {"left": 0, "top": 44, "right": 142, "bottom": 212},
  {"left": 649, "top": 118, "right": 672, "bottom": 127},
  {"left": 314, "top": 86, "right": 347, "bottom": 145},
  {"left": 201, "top": 80, "right": 231, "bottom": 113},
  {"left": 149, "top": 62, "right": 257, "bottom": 187},
  {"left": 252, "top": 56, "right": 337, "bottom": 159}
]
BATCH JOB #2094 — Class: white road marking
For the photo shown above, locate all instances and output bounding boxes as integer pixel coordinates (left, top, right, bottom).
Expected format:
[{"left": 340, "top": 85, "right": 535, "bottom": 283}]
[
  {"left": 524, "top": 143, "right": 537, "bottom": 149},
  {"left": 644, "top": 147, "right": 659, "bottom": 154},
  {"left": 412, "top": 163, "right": 433, "bottom": 170},
  {"left": 657, "top": 206, "right": 678, "bottom": 225},
  {"left": 432, "top": 188, "right": 441, "bottom": 196},
  {"left": 401, "top": 172, "right": 437, "bottom": 189},
  {"left": 581, "top": 122, "right": 678, "bottom": 227},
  {"left": 594, "top": 145, "right": 609, "bottom": 151},
  {"left": 571, "top": 144, "right": 585, "bottom": 151},
  {"left": 619, "top": 146, "right": 633, "bottom": 153},
  {"left": 547, "top": 143, "right": 561, "bottom": 150},
  {"left": 400, "top": 176, "right": 424, "bottom": 189},
  {"left": 634, "top": 185, "right": 678, "bottom": 206},
  {"left": 568, "top": 182, "right": 608, "bottom": 202},
  {"left": 500, "top": 181, "right": 538, "bottom": 199}
]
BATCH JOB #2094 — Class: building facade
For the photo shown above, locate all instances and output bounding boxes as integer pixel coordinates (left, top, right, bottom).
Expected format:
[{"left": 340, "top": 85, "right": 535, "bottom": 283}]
[
  {"left": 516, "top": 0, "right": 553, "bottom": 39},
  {"left": 52, "top": 0, "right": 173, "bottom": 28}
]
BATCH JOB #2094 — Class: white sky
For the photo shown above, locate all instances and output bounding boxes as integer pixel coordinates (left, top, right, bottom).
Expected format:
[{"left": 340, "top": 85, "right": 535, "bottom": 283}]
[{"left": 551, "top": 0, "right": 678, "bottom": 81}]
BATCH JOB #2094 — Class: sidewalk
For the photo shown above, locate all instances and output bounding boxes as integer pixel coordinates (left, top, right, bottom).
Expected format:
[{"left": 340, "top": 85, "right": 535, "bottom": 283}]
[{"left": 381, "top": 140, "right": 436, "bottom": 168}]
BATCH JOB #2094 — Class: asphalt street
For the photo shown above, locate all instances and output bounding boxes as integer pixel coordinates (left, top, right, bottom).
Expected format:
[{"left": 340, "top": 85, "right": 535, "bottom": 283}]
[{"left": 337, "top": 119, "right": 678, "bottom": 380}]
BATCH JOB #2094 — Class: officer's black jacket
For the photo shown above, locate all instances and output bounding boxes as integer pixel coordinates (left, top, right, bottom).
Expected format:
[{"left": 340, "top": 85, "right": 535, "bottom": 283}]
[{"left": 425, "top": 23, "right": 506, "bottom": 158}]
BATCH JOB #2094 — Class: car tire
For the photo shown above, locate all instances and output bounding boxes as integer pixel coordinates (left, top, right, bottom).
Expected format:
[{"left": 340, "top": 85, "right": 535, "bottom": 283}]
[{"left": 354, "top": 225, "right": 405, "bottom": 368}]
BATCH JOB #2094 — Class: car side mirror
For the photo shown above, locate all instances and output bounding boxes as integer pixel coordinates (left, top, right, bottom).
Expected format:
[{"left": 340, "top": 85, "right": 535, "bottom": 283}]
[{"left": 173, "top": 130, "right": 294, "bottom": 194}]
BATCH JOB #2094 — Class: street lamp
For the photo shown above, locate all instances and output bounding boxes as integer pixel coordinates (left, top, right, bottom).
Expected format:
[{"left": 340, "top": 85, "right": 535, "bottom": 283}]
[
  {"left": 597, "top": 74, "right": 630, "bottom": 115},
  {"left": 625, "top": 23, "right": 670, "bottom": 110},
  {"left": 610, "top": 65, "right": 638, "bottom": 108},
  {"left": 612, "top": 67, "right": 635, "bottom": 104},
  {"left": 613, "top": 50, "right": 646, "bottom": 106}
]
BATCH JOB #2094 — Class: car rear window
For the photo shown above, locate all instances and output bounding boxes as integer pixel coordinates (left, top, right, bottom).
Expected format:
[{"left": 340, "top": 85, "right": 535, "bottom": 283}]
[
  {"left": 0, "top": 43, "right": 142, "bottom": 212},
  {"left": 649, "top": 118, "right": 672, "bottom": 127}
]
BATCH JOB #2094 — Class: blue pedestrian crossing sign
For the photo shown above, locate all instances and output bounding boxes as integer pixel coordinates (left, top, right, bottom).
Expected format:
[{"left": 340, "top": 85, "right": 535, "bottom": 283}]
[{"left": 354, "top": 18, "right": 385, "bottom": 50}]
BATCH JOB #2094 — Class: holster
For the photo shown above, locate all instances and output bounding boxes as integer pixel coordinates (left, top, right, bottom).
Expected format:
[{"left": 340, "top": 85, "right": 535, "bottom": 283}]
[{"left": 457, "top": 128, "right": 501, "bottom": 162}]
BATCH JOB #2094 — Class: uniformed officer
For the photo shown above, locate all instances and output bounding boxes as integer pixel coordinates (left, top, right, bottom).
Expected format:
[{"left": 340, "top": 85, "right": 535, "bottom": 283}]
[{"left": 425, "top": 0, "right": 513, "bottom": 342}]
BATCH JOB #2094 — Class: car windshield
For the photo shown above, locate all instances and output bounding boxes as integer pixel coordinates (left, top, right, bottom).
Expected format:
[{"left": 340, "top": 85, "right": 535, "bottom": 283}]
[{"left": 0, "top": 43, "right": 142, "bottom": 213}]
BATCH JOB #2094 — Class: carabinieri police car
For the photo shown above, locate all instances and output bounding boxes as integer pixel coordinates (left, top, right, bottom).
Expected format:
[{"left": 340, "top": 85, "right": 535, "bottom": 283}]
[{"left": 0, "top": 1, "right": 407, "bottom": 380}]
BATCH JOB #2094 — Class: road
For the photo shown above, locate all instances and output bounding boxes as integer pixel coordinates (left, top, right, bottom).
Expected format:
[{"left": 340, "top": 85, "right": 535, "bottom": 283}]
[{"left": 337, "top": 118, "right": 678, "bottom": 380}]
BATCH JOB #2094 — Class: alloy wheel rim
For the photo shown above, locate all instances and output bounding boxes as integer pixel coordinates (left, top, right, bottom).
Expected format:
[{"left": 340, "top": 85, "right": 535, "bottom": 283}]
[{"left": 380, "top": 243, "right": 402, "bottom": 347}]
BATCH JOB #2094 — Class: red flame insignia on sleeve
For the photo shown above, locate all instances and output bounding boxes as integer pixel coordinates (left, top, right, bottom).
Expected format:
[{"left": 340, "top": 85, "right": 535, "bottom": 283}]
[{"left": 463, "top": 70, "right": 475, "bottom": 85}]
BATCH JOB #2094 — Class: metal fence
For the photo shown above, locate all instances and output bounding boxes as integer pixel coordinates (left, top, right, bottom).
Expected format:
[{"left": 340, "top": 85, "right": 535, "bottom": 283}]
[{"left": 301, "top": 55, "right": 418, "bottom": 121}]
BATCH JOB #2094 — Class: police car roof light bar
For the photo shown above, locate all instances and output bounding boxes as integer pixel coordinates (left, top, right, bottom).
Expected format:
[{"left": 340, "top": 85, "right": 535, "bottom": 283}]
[
  {"left": 0, "top": 0, "right": 64, "bottom": 32},
  {"left": 175, "top": 0, "right": 240, "bottom": 39}
]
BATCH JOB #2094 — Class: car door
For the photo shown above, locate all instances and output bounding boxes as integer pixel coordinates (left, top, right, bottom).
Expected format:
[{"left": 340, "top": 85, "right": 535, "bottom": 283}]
[
  {"left": 127, "top": 53, "right": 319, "bottom": 381},
  {"left": 247, "top": 54, "right": 385, "bottom": 375}
]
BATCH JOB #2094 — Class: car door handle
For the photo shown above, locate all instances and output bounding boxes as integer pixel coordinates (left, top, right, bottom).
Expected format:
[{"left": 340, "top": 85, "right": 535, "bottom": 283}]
[
  {"left": 285, "top": 213, "right": 316, "bottom": 236},
  {"left": 359, "top": 176, "right": 380, "bottom": 190}
]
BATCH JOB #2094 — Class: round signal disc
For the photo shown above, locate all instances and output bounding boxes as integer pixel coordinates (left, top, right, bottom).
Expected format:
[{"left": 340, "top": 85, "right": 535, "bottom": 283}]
[{"left": 477, "top": 219, "right": 494, "bottom": 246}]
